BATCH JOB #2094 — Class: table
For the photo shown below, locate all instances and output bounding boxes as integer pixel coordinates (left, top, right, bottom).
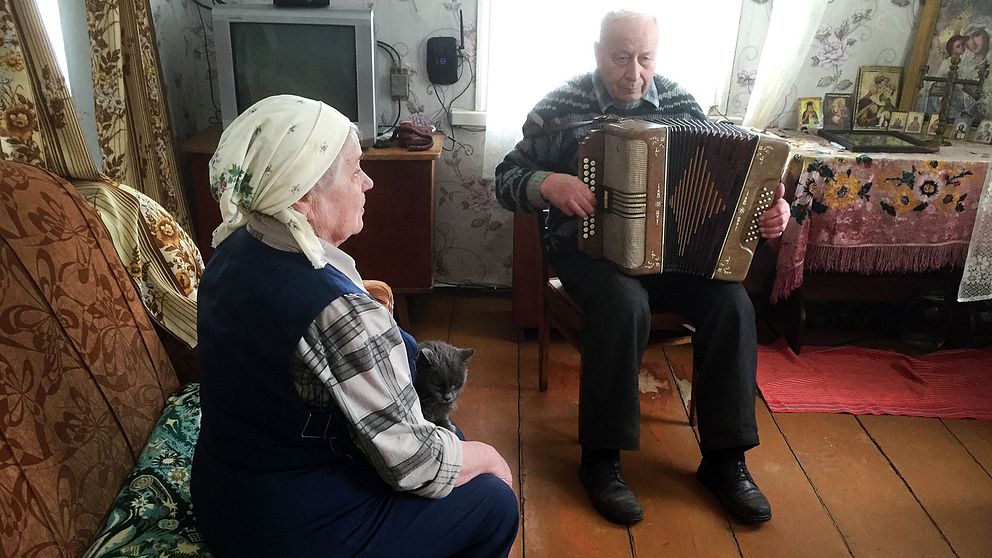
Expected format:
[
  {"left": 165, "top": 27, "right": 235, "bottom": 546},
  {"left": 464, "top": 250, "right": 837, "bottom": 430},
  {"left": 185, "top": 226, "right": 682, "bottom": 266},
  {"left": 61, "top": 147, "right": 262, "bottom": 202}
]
[
  {"left": 181, "top": 127, "right": 443, "bottom": 294},
  {"left": 771, "top": 130, "right": 992, "bottom": 351},
  {"left": 772, "top": 130, "right": 992, "bottom": 305}
]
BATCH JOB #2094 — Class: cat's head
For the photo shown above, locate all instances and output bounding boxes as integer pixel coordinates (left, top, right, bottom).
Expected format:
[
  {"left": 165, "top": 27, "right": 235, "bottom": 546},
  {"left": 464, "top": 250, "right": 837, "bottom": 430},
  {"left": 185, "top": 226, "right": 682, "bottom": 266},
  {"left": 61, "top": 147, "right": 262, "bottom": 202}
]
[{"left": 416, "top": 340, "right": 474, "bottom": 404}]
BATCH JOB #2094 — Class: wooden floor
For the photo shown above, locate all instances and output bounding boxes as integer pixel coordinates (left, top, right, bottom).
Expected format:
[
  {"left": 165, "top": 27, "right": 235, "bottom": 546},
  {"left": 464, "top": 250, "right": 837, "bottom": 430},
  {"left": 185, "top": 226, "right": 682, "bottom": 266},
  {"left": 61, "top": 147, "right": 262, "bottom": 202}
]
[{"left": 402, "top": 291, "right": 992, "bottom": 558}]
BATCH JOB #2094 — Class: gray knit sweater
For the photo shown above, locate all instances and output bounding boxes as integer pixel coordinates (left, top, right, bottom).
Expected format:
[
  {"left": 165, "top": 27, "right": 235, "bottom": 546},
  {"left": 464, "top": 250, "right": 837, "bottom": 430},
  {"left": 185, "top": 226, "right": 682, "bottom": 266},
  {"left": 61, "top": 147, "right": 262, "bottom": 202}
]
[{"left": 493, "top": 71, "right": 705, "bottom": 259}]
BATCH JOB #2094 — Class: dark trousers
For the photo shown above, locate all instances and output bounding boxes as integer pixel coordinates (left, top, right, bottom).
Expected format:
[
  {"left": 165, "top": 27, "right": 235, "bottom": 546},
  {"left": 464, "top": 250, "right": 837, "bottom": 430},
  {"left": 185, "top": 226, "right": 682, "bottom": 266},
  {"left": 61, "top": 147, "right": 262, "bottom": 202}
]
[
  {"left": 195, "top": 427, "right": 519, "bottom": 558},
  {"left": 551, "top": 250, "right": 759, "bottom": 454}
]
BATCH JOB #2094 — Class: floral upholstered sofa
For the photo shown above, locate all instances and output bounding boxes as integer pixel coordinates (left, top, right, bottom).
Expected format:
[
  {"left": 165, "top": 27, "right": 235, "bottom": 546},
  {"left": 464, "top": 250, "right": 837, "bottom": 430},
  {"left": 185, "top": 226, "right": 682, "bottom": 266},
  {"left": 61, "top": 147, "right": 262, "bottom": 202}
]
[
  {"left": 0, "top": 159, "right": 396, "bottom": 558},
  {"left": 0, "top": 160, "right": 212, "bottom": 557}
]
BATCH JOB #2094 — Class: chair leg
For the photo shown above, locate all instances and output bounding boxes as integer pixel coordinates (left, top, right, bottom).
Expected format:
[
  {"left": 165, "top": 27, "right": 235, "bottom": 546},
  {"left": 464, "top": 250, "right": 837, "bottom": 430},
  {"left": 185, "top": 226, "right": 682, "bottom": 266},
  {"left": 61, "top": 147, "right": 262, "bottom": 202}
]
[{"left": 538, "top": 317, "right": 550, "bottom": 392}]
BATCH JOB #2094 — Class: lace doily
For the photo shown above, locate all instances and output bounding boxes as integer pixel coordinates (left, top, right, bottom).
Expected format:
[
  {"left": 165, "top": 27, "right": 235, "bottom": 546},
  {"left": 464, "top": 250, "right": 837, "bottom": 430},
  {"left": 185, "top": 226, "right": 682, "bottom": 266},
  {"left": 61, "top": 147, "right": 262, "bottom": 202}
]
[{"left": 959, "top": 171, "right": 992, "bottom": 302}]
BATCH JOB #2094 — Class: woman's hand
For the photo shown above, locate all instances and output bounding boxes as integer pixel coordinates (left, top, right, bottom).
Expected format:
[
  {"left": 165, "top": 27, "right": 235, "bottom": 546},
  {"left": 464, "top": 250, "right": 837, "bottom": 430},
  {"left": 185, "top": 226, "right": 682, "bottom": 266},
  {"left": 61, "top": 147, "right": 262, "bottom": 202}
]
[
  {"left": 539, "top": 173, "right": 596, "bottom": 219},
  {"left": 759, "top": 182, "right": 790, "bottom": 239},
  {"left": 456, "top": 441, "right": 513, "bottom": 489}
]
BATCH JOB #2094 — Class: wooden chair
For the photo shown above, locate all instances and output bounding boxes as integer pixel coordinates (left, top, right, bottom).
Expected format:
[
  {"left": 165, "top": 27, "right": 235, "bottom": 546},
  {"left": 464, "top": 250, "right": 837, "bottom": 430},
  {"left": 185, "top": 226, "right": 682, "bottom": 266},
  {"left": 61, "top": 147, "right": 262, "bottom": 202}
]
[{"left": 531, "top": 212, "right": 699, "bottom": 425}]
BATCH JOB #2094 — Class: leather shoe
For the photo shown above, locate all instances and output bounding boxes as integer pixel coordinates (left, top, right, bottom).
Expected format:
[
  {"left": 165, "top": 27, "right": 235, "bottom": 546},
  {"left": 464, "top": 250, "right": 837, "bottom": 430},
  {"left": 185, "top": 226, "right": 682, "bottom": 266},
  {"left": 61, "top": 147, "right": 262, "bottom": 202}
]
[
  {"left": 696, "top": 457, "right": 772, "bottom": 523},
  {"left": 578, "top": 460, "right": 644, "bottom": 525}
]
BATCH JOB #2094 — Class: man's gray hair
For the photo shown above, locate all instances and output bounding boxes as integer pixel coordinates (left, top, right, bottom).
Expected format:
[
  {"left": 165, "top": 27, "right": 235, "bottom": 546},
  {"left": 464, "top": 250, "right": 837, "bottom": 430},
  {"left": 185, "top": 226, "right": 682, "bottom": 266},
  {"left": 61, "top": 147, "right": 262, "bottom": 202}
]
[{"left": 600, "top": 9, "right": 657, "bottom": 41}]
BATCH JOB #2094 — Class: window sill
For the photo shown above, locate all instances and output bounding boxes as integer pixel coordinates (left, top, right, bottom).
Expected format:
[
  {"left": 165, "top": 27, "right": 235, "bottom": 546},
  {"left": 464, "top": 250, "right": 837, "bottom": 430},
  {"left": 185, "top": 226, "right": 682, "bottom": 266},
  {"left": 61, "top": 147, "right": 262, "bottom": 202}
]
[{"left": 451, "top": 109, "right": 487, "bottom": 128}]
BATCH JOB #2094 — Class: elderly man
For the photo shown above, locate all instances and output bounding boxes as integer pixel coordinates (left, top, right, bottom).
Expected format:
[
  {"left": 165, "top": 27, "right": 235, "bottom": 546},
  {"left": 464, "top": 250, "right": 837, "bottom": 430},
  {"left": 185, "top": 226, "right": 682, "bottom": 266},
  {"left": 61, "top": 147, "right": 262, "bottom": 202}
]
[
  {"left": 495, "top": 11, "right": 790, "bottom": 525},
  {"left": 193, "top": 95, "right": 518, "bottom": 557}
]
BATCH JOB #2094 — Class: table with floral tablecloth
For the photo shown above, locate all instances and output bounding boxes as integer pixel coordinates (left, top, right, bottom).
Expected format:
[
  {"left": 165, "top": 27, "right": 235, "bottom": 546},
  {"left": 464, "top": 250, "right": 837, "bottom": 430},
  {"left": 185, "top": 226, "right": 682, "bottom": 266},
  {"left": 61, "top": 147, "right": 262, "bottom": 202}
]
[{"left": 770, "top": 130, "right": 992, "bottom": 304}]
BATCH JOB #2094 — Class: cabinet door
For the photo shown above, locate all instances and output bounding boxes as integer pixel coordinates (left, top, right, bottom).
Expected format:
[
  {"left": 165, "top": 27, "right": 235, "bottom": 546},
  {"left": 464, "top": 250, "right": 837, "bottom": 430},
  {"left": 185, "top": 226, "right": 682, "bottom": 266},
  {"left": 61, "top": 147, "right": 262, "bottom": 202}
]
[{"left": 341, "top": 159, "right": 435, "bottom": 292}]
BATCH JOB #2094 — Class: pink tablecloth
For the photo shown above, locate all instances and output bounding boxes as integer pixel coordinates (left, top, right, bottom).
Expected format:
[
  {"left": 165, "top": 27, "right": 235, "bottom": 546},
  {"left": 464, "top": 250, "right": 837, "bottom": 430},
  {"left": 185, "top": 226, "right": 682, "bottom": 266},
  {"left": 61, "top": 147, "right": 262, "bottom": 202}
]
[{"left": 770, "top": 131, "right": 992, "bottom": 303}]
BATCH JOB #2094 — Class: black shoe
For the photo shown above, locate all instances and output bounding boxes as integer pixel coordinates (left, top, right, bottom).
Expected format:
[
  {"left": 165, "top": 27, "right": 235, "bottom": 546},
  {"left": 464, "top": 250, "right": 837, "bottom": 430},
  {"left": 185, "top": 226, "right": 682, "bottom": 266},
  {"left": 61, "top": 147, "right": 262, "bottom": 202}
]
[
  {"left": 696, "top": 457, "right": 772, "bottom": 523},
  {"left": 578, "top": 460, "right": 644, "bottom": 525}
]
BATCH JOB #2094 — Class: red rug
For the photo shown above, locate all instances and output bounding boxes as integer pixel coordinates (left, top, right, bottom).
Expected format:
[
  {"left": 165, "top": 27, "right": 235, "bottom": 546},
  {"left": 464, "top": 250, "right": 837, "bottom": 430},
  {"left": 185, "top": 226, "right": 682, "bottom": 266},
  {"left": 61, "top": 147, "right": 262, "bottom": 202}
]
[{"left": 757, "top": 340, "right": 992, "bottom": 419}]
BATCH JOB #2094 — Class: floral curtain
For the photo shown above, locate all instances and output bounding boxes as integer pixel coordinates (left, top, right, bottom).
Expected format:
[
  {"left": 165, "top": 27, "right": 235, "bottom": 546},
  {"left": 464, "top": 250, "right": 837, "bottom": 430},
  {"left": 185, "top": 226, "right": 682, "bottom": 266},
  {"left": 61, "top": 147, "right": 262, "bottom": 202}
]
[
  {"left": 0, "top": 0, "right": 191, "bottom": 233},
  {"left": 0, "top": 0, "right": 102, "bottom": 179},
  {"left": 85, "top": 0, "right": 192, "bottom": 233}
]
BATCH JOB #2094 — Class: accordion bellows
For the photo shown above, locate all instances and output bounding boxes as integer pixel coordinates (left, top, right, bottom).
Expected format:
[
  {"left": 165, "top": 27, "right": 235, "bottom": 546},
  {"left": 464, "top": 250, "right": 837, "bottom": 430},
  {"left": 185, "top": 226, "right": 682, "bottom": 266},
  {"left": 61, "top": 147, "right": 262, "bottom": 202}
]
[{"left": 577, "top": 119, "right": 789, "bottom": 281}]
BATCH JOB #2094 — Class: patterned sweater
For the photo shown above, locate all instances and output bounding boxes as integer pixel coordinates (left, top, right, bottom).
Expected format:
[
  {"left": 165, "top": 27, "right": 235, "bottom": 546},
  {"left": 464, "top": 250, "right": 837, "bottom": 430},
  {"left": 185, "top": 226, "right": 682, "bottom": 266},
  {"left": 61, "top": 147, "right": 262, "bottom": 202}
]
[{"left": 494, "top": 71, "right": 706, "bottom": 258}]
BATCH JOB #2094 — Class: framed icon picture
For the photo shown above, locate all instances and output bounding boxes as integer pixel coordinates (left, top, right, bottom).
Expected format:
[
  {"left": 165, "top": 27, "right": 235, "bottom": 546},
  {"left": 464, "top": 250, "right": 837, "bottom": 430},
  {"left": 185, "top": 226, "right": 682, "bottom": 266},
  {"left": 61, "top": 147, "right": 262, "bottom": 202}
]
[
  {"left": 853, "top": 65, "right": 903, "bottom": 130},
  {"left": 888, "top": 111, "right": 908, "bottom": 131},
  {"left": 822, "top": 93, "right": 853, "bottom": 130},
  {"left": 905, "top": 112, "right": 925, "bottom": 133},
  {"left": 976, "top": 120, "right": 992, "bottom": 143},
  {"left": 951, "top": 114, "right": 974, "bottom": 139},
  {"left": 925, "top": 113, "right": 941, "bottom": 135},
  {"left": 797, "top": 97, "right": 823, "bottom": 129}
]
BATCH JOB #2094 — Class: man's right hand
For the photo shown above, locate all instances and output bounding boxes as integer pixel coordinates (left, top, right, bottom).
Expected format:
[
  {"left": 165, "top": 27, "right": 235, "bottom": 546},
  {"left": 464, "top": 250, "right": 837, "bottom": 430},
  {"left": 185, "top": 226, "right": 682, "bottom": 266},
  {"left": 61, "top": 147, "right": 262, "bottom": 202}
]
[{"left": 539, "top": 172, "right": 596, "bottom": 219}]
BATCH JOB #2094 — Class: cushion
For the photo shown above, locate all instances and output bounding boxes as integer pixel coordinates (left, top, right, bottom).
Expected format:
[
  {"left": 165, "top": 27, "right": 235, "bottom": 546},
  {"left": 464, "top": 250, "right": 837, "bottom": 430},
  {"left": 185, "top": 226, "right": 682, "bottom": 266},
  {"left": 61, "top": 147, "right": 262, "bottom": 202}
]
[
  {"left": 75, "top": 180, "right": 203, "bottom": 349},
  {"left": 82, "top": 383, "right": 212, "bottom": 558}
]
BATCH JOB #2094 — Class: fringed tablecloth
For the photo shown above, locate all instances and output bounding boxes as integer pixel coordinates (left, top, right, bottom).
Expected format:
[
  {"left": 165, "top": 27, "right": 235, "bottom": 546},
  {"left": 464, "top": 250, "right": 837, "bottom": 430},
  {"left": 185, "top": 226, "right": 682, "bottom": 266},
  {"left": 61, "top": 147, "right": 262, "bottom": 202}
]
[{"left": 770, "top": 131, "right": 992, "bottom": 303}]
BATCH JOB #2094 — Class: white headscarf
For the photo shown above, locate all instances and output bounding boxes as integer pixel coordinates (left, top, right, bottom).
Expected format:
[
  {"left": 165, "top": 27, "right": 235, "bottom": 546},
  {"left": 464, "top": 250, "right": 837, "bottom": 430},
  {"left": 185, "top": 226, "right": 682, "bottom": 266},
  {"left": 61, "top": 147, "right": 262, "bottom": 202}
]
[{"left": 208, "top": 94, "right": 352, "bottom": 269}]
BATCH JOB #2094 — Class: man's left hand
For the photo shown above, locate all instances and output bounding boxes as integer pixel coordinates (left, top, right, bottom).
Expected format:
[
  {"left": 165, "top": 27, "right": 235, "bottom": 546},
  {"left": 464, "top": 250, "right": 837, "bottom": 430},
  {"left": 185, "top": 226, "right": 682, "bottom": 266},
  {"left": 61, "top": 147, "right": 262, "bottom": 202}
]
[{"left": 758, "top": 183, "right": 790, "bottom": 239}]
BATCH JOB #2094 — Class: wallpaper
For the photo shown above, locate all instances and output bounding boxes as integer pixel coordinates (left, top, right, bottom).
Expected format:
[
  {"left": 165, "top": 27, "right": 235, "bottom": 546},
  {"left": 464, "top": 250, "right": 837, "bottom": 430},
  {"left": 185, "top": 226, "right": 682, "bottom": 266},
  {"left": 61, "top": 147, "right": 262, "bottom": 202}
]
[
  {"left": 150, "top": 0, "right": 924, "bottom": 289},
  {"left": 724, "top": 0, "right": 923, "bottom": 127}
]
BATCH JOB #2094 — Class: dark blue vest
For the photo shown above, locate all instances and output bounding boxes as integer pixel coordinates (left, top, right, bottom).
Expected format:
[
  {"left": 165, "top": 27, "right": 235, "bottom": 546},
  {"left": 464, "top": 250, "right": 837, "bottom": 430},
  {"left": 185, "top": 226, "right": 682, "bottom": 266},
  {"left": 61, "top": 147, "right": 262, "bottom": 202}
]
[{"left": 194, "top": 228, "right": 416, "bottom": 473}]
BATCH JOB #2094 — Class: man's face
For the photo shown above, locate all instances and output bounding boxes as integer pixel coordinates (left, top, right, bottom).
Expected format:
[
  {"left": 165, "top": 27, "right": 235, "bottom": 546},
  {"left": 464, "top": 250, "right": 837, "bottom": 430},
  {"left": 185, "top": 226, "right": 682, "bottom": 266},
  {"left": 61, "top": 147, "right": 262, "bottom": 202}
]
[{"left": 595, "top": 15, "right": 658, "bottom": 104}]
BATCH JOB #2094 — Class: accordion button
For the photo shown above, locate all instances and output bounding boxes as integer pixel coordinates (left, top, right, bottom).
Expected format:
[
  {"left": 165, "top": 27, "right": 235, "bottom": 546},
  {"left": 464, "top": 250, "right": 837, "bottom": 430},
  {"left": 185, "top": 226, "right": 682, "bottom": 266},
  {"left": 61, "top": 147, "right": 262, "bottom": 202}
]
[
  {"left": 583, "top": 157, "right": 589, "bottom": 164},
  {"left": 590, "top": 180, "right": 596, "bottom": 186}
]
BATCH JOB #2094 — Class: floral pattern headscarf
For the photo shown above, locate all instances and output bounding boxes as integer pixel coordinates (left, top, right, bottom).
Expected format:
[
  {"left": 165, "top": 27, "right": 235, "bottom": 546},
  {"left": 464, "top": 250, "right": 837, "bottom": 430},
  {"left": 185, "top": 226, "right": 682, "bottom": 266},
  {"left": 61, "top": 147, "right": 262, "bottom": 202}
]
[{"left": 208, "top": 94, "right": 352, "bottom": 268}]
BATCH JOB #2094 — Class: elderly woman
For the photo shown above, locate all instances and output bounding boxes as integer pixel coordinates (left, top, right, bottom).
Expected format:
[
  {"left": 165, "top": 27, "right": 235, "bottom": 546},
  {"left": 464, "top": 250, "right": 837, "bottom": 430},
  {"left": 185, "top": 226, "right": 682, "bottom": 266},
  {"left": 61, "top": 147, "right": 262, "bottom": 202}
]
[{"left": 191, "top": 95, "right": 518, "bottom": 557}]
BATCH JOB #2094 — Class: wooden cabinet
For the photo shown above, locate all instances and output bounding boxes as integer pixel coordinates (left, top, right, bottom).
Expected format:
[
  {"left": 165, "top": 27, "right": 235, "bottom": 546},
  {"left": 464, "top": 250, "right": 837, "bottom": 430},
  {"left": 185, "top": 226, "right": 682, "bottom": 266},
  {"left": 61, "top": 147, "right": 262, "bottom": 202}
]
[{"left": 181, "top": 127, "right": 442, "bottom": 292}]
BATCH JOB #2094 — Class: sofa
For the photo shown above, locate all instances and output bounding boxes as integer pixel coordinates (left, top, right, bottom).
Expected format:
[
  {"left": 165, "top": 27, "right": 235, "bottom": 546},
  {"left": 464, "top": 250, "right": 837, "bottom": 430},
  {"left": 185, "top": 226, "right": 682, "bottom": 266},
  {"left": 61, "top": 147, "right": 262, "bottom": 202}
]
[
  {"left": 0, "top": 159, "right": 213, "bottom": 557},
  {"left": 1, "top": 159, "right": 400, "bottom": 557}
]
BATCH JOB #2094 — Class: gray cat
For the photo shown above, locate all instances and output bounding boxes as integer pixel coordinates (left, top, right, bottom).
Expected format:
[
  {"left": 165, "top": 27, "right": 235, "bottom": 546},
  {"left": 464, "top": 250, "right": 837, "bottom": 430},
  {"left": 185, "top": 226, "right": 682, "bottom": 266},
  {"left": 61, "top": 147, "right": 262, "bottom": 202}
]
[{"left": 414, "top": 340, "right": 474, "bottom": 432}]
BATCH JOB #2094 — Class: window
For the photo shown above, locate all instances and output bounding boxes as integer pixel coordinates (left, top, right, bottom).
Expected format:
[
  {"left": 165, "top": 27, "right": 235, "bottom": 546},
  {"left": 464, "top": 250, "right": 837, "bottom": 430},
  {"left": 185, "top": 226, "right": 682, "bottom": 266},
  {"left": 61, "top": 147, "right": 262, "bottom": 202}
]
[{"left": 477, "top": 0, "right": 744, "bottom": 175}]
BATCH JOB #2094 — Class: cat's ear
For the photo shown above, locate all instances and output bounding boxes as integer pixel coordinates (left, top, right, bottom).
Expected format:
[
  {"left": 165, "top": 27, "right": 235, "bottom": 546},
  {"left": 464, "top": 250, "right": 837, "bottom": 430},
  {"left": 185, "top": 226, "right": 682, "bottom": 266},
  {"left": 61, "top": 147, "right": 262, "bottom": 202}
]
[
  {"left": 417, "top": 347, "right": 435, "bottom": 366},
  {"left": 458, "top": 348, "right": 475, "bottom": 362}
]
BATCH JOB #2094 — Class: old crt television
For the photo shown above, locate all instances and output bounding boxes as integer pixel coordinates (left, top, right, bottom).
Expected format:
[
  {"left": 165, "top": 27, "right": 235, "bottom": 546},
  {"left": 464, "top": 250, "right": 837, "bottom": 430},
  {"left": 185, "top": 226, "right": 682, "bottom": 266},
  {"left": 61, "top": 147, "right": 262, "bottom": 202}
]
[{"left": 213, "top": 5, "right": 376, "bottom": 146}]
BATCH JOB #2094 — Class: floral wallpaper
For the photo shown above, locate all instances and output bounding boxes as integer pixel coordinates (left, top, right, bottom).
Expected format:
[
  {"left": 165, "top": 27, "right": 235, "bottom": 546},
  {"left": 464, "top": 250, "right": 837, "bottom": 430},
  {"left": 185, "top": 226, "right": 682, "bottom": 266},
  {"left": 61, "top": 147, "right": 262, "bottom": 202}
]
[
  {"left": 149, "top": 0, "right": 510, "bottom": 288},
  {"left": 724, "top": 0, "right": 922, "bottom": 128},
  {"left": 149, "top": 0, "right": 925, "bottom": 289}
]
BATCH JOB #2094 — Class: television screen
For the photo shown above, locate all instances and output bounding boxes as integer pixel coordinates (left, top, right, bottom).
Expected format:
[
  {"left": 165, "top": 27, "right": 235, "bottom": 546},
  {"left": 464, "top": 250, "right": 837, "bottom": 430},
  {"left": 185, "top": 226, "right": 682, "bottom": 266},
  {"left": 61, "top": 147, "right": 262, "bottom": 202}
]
[{"left": 230, "top": 22, "right": 359, "bottom": 121}]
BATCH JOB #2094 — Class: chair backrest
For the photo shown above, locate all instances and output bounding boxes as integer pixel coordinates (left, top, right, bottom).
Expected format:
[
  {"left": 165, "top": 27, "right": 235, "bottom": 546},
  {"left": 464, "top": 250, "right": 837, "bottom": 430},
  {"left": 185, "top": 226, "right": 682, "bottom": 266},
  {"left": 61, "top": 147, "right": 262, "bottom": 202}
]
[{"left": 0, "top": 161, "right": 179, "bottom": 557}]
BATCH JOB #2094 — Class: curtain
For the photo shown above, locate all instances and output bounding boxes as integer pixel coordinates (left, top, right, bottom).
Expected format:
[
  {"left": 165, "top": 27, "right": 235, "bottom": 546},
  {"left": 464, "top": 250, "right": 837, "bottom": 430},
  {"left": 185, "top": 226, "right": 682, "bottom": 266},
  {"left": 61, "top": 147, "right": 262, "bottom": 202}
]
[
  {"left": 85, "top": 0, "right": 192, "bottom": 234},
  {"left": 481, "top": 0, "right": 743, "bottom": 178},
  {"left": 742, "top": 0, "right": 828, "bottom": 128},
  {"left": 0, "top": 0, "right": 102, "bottom": 179},
  {"left": 0, "top": 0, "right": 191, "bottom": 233}
]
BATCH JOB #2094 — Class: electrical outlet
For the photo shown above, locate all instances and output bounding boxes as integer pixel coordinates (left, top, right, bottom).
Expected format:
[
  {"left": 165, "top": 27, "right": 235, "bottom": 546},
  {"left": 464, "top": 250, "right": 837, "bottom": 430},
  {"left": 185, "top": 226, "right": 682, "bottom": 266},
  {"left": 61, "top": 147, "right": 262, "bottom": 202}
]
[{"left": 390, "top": 68, "right": 410, "bottom": 100}]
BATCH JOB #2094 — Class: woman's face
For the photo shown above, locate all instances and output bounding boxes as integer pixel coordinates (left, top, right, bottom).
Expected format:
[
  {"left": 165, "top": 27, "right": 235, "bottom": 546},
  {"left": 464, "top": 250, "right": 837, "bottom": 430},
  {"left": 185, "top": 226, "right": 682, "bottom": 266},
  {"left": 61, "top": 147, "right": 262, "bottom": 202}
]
[{"left": 294, "top": 134, "right": 373, "bottom": 246}]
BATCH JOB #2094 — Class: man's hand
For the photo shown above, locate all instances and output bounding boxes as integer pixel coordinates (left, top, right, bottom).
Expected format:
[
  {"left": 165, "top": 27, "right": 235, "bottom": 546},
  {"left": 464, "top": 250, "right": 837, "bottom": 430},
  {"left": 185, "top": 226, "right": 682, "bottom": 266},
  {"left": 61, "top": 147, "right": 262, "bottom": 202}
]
[
  {"left": 539, "top": 173, "right": 596, "bottom": 219},
  {"left": 758, "top": 182, "right": 790, "bottom": 239}
]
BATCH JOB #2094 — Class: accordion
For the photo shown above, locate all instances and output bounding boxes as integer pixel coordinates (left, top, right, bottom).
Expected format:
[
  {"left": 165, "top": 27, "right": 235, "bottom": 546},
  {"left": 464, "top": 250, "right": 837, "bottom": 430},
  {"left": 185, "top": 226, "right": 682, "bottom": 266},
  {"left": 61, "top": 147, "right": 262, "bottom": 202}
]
[{"left": 577, "top": 119, "right": 789, "bottom": 281}]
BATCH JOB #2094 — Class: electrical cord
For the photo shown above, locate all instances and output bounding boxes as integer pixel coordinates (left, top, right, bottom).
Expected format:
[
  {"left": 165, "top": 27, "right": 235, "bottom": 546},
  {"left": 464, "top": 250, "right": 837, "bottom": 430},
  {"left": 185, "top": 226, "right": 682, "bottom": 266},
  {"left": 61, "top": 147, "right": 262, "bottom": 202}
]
[
  {"left": 192, "top": 1, "right": 222, "bottom": 125},
  {"left": 376, "top": 41, "right": 406, "bottom": 136}
]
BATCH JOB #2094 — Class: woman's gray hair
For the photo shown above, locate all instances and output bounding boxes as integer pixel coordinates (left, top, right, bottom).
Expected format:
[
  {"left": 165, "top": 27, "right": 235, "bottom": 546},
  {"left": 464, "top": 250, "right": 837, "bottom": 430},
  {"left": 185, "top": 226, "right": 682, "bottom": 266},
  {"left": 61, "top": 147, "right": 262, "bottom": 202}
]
[
  {"left": 312, "top": 123, "right": 362, "bottom": 191},
  {"left": 600, "top": 9, "right": 657, "bottom": 41}
]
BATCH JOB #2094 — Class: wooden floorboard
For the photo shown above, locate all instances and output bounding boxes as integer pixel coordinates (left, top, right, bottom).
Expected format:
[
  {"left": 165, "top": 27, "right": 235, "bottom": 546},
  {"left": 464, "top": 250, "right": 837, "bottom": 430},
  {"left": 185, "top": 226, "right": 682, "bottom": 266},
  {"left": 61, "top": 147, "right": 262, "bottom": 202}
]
[
  {"left": 660, "top": 344, "right": 852, "bottom": 558},
  {"left": 942, "top": 419, "right": 992, "bottom": 477},
  {"left": 519, "top": 337, "right": 634, "bottom": 557},
  {"left": 772, "top": 412, "right": 956, "bottom": 557},
  {"left": 402, "top": 291, "right": 992, "bottom": 557},
  {"left": 449, "top": 295, "right": 524, "bottom": 558},
  {"left": 859, "top": 415, "right": 992, "bottom": 558},
  {"left": 628, "top": 344, "right": 740, "bottom": 557}
]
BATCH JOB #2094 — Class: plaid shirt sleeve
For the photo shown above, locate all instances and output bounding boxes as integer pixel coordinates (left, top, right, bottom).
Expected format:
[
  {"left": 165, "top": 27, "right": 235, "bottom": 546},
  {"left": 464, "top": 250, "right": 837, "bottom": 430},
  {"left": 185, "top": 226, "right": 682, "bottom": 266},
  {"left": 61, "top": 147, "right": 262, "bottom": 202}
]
[{"left": 294, "top": 293, "right": 462, "bottom": 498}]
